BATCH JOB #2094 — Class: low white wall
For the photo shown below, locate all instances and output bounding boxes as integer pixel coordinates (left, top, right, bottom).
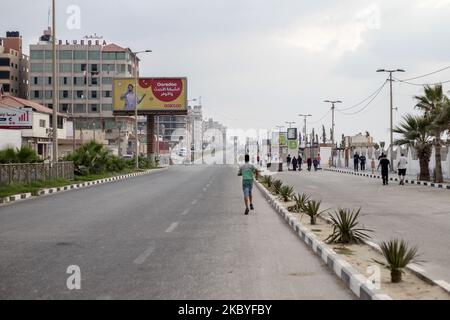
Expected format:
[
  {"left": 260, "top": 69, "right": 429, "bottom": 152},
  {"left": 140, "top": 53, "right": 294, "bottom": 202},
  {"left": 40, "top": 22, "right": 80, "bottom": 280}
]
[{"left": 0, "top": 129, "right": 22, "bottom": 150}]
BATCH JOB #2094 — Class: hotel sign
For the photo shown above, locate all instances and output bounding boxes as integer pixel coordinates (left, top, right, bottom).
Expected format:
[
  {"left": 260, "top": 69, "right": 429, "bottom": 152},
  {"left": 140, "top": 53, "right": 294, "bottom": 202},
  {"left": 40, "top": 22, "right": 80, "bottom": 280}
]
[{"left": 58, "top": 39, "right": 108, "bottom": 46}]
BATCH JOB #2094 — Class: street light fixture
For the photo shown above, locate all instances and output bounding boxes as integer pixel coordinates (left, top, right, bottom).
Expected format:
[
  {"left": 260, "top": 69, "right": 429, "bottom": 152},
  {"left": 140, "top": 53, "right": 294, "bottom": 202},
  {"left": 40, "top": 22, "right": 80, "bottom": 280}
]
[
  {"left": 376, "top": 68, "right": 405, "bottom": 169},
  {"left": 132, "top": 50, "right": 152, "bottom": 169},
  {"left": 324, "top": 100, "right": 342, "bottom": 167}
]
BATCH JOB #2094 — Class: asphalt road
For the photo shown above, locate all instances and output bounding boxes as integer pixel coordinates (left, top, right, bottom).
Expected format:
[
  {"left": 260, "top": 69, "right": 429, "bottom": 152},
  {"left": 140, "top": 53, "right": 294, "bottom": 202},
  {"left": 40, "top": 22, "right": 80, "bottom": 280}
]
[
  {"left": 274, "top": 169, "right": 450, "bottom": 283},
  {"left": 0, "top": 166, "right": 352, "bottom": 299}
]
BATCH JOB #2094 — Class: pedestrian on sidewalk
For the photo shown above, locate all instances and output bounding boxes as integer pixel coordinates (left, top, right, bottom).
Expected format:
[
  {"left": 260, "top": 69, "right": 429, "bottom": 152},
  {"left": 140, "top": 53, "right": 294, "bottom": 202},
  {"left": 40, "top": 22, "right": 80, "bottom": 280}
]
[
  {"left": 292, "top": 156, "right": 298, "bottom": 172},
  {"left": 313, "top": 158, "right": 319, "bottom": 171},
  {"left": 397, "top": 153, "right": 408, "bottom": 185},
  {"left": 353, "top": 153, "right": 360, "bottom": 172},
  {"left": 377, "top": 154, "right": 392, "bottom": 185},
  {"left": 307, "top": 157, "right": 312, "bottom": 171},
  {"left": 298, "top": 153, "right": 303, "bottom": 171},
  {"left": 360, "top": 154, "right": 367, "bottom": 171},
  {"left": 238, "top": 154, "right": 258, "bottom": 215},
  {"left": 287, "top": 154, "right": 292, "bottom": 171},
  {"left": 371, "top": 158, "right": 376, "bottom": 174}
]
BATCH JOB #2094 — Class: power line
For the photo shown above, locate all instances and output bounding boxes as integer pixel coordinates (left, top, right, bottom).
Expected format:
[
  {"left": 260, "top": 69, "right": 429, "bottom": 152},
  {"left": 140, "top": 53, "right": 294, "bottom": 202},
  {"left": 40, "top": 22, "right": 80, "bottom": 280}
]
[
  {"left": 308, "top": 109, "right": 331, "bottom": 124},
  {"left": 394, "top": 78, "right": 450, "bottom": 87},
  {"left": 337, "top": 81, "right": 388, "bottom": 116},
  {"left": 337, "top": 80, "right": 387, "bottom": 111},
  {"left": 398, "top": 65, "right": 450, "bottom": 82}
]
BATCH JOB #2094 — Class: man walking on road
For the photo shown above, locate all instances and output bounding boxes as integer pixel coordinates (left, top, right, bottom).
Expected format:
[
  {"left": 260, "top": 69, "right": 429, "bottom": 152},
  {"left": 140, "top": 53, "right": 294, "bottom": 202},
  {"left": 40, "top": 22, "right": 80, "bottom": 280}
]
[
  {"left": 292, "top": 156, "right": 298, "bottom": 172},
  {"left": 353, "top": 153, "right": 360, "bottom": 172},
  {"left": 397, "top": 153, "right": 408, "bottom": 185},
  {"left": 287, "top": 154, "right": 292, "bottom": 171},
  {"left": 238, "top": 154, "right": 257, "bottom": 215},
  {"left": 377, "top": 154, "right": 392, "bottom": 185},
  {"left": 298, "top": 153, "right": 303, "bottom": 171},
  {"left": 360, "top": 154, "right": 367, "bottom": 171}
]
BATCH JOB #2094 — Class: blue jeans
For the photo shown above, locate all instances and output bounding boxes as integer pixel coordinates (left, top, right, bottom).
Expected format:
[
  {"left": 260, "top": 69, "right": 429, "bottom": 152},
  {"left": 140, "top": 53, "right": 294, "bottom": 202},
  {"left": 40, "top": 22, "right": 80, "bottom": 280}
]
[{"left": 242, "top": 181, "right": 253, "bottom": 197}]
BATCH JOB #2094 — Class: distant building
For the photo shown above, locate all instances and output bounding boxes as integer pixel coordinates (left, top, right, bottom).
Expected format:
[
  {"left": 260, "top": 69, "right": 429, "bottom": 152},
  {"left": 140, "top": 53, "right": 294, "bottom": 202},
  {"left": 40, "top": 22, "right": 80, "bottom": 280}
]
[
  {"left": 29, "top": 28, "right": 138, "bottom": 154},
  {"left": 0, "top": 31, "right": 30, "bottom": 99},
  {"left": 0, "top": 95, "right": 69, "bottom": 160}
]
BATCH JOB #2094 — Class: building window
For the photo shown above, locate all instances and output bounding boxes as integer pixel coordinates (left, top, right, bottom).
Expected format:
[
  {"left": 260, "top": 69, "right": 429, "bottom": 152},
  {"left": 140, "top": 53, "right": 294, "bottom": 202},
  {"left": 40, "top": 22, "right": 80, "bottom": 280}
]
[
  {"left": 102, "top": 52, "right": 115, "bottom": 60},
  {"left": 58, "top": 50, "right": 73, "bottom": 60},
  {"left": 33, "top": 90, "right": 41, "bottom": 98},
  {"left": 102, "top": 104, "right": 113, "bottom": 111},
  {"left": 102, "top": 90, "right": 112, "bottom": 98},
  {"left": 75, "top": 90, "right": 84, "bottom": 99},
  {"left": 74, "top": 104, "right": 85, "bottom": 113},
  {"left": 60, "top": 90, "right": 70, "bottom": 99},
  {"left": 44, "top": 50, "right": 53, "bottom": 59},
  {"left": 47, "top": 77, "right": 52, "bottom": 85},
  {"left": 117, "top": 64, "right": 126, "bottom": 73},
  {"left": 88, "top": 51, "right": 100, "bottom": 60},
  {"left": 59, "top": 63, "right": 72, "bottom": 73},
  {"left": 60, "top": 77, "right": 71, "bottom": 86},
  {"left": 90, "top": 91, "right": 98, "bottom": 99},
  {"left": 59, "top": 104, "right": 70, "bottom": 113},
  {"left": 102, "top": 77, "right": 113, "bottom": 84},
  {"left": 102, "top": 64, "right": 115, "bottom": 72},
  {"left": 0, "top": 58, "right": 9, "bottom": 66},
  {"left": 30, "top": 63, "right": 44, "bottom": 72},
  {"left": 30, "top": 50, "right": 44, "bottom": 59},
  {"left": 90, "top": 77, "right": 98, "bottom": 86},
  {"left": 39, "top": 119, "right": 46, "bottom": 128},
  {"left": 45, "top": 91, "right": 52, "bottom": 99},
  {"left": 116, "top": 52, "right": 126, "bottom": 60},
  {"left": 89, "top": 64, "right": 98, "bottom": 73},
  {"left": 73, "top": 50, "right": 87, "bottom": 60},
  {"left": 0, "top": 71, "right": 10, "bottom": 79},
  {"left": 33, "top": 77, "right": 38, "bottom": 85},
  {"left": 89, "top": 104, "right": 99, "bottom": 113}
]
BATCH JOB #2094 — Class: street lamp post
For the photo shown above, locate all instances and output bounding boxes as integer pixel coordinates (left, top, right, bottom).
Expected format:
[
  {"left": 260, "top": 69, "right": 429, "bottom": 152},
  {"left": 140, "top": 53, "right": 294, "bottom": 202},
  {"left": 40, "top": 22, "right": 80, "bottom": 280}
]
[
  {"left": 51, "top": 0, "right": 58, "bottom": 162},
  {"left": 376, "top": 68, "right": 405, "bottom": 169},
  {"left": 299, "top": 114, "right": 312, "bottom": 160},
  {"left": 275, "top": 125, "right": 285, "bottom": 172},
  {"left": 324, "top": 100, "right": 342, "bottom": 167},
  {"left": 133, "top": 50, "right": 152, "bottom": 169}
]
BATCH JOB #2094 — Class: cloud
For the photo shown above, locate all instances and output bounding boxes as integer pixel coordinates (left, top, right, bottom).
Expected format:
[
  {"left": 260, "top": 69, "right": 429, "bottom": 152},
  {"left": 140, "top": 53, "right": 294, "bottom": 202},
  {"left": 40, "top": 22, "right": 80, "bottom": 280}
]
[{"left": 281, "top": 3, "right": 381, "bottom": 56}]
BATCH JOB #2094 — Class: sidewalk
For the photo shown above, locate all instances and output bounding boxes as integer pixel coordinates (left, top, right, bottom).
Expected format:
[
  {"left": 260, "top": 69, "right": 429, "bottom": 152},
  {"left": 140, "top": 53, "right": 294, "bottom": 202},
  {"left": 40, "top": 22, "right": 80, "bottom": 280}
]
[{"left": 324, "top": 167, "right": 450, "bottom": 190}]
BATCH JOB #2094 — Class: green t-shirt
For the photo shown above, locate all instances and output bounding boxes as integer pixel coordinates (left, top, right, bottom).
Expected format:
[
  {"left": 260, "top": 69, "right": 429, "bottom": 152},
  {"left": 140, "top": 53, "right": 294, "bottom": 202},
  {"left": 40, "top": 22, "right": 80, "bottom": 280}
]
[{"left": 239, "top": 163, "right": 256, "bottom": 182}]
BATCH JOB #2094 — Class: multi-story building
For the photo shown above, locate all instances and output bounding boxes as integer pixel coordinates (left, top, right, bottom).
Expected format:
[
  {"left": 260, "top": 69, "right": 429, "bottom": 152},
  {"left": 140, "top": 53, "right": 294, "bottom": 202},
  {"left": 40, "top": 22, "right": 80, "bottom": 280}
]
[
  {"left": 29, "top": 28, "right": 138, "bottom": 154},
  {"left": 0, "top": 31, "right": 29, "bottom": 98}
]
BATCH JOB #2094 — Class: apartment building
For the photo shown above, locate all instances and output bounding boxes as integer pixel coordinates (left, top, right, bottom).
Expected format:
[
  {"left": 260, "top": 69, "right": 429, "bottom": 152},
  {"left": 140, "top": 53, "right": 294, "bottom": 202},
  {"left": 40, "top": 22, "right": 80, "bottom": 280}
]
[
  {"left": 29, "top": 29, "right": 138, "bottom": 154},
  {"left": 0, "top": 31, "right": 29, "bottom": 99}
]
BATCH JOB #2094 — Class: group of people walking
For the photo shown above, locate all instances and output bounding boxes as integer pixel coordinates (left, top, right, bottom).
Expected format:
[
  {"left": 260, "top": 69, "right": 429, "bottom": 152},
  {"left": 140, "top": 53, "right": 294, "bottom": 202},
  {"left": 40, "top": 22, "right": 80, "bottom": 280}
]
[
  {"left": 287, "top": 154, "right": 321, "bottom": 172},
  {"left": 354, "top": 152, "right": 409, "bottom": 186}
]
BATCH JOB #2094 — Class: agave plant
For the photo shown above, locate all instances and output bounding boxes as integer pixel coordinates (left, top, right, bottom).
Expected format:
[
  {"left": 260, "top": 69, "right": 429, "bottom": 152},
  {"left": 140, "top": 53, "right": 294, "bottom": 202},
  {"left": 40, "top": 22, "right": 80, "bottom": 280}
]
[
  {"left": 279, "top": 185, "right": 295, "bottom": 202},
  {"left": 261, "top": 175, "right": 273, "bottom": 188},
  {"left": 325, "top": 208, "right": 373, "bottom": 244},
  {"left": 375, "top": 239, "right": 420, "bottom": 283},
  {"left": 302, "top": 200, "right": 328, "bottom": 225},
  {"left": 288, "top": 193, "right": 310, "bottom": 213},
  {"left": 271, "top": 179, "right": 283, "bottom": 195}
]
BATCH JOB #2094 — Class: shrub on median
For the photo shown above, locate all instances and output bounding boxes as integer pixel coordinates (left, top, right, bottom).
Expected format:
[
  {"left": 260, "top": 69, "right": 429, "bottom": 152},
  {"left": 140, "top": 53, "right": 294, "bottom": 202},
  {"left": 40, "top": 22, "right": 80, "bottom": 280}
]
[
  {"left": 271, "top": 179, "right": 283, "bottom": 195},
  {"left": 374, "top": 239, "right": 420, "bottom": 283},
  {"left": 302, "top": 199, "right": 328, "bottom": 225},
  {"left": 325, "top": 208, "right": 373, "bottom": 245},
  {"left": 288, "top": 193, "right": 310, "bottom": 213},
  {"left": 279, "top": 185, "right": 295, "bottom": 202}
]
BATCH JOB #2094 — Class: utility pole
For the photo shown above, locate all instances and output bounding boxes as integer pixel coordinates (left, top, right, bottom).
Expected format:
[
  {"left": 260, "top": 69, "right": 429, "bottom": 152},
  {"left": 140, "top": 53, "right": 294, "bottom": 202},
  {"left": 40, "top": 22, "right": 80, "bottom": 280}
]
[
  {"left": 51, "top": 0, "right": 58, "bottom": 162},
  {"left": 285, "top": 121, "right": 295, "bottom": 128},
  {"left": 298, "top": 114, "right": 312, "bottom": 159},
  {"left": 324, "top": 100, "right": 342, "bottom": 167},
  {"left": 377, "top": 68, "right": 405, "bottom": 170}
]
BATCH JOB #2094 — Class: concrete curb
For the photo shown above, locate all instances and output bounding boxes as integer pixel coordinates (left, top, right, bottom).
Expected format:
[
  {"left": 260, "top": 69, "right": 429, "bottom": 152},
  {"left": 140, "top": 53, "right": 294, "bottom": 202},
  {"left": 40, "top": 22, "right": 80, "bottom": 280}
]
[
  {"left": 324, "top": 168, "right": 450, "bottom": 190},
  {"left": 255, "top": 179, "right": 393, "bottom": 300},
  {"left": 0, "top": 167, "right": 168, "bottom": 206}
]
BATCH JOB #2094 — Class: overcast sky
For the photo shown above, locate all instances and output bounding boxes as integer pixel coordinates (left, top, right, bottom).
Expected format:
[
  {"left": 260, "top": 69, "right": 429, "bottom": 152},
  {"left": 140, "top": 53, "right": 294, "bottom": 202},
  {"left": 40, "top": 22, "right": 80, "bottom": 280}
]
[{"left": 3, "top": 0, "right": 450, "bottom": 143}]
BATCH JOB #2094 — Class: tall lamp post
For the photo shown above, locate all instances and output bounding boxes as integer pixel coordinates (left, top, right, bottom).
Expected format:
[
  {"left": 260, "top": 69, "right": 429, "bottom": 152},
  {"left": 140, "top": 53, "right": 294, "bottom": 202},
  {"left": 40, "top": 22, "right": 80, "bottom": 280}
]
[
  {"left": 275, "top": 125, "right": 285, "bottom": 172},
  {"left": 132, "top": 50, "right": 152, "bottom": 169},
  {"left": 51, "top": 0, "right": 58, "bottom": 162},
  {"left": 376, "top": 68, "right": 405, "bottom": 170},
  {"left": 324, "top": 100, "right": 342, "bottom": 167},
  {"left": 299, "top": 114, "right": 312, "bottom": 159}
]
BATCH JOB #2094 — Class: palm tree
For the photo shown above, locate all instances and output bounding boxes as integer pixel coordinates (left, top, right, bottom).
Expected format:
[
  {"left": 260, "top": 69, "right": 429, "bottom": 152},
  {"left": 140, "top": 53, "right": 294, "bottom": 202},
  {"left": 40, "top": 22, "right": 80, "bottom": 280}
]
[
  {"left": 414, "top": 84, "right": 450, "bottom": 183},
  {"left": 394, "top": 114, "right": 433, "bottom": 181}
]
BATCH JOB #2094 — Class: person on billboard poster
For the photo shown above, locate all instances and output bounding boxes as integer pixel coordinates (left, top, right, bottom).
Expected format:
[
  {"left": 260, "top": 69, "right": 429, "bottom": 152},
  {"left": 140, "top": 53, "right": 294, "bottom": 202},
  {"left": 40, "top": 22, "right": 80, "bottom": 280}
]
[{"left": 120, "top": 84, "right": 146, "bottom": 110}]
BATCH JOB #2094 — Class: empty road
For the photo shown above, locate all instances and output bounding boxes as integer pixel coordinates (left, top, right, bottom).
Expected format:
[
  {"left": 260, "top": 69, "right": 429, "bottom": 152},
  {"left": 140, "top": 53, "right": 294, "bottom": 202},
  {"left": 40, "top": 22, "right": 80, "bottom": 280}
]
[{"left": 0, "top": 166, "right": 352, "bottom": 299}]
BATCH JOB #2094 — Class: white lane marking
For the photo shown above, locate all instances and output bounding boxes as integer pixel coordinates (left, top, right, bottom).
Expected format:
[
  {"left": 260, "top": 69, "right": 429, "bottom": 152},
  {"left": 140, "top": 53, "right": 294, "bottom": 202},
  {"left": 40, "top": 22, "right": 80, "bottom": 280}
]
[
  {"left": 181, "top": 208, "right": 190, "bottom": 216},
  {"left": 133, "top": 246, "right": 155, "bottom": 265},
  {"left": 191, "top": 199, "right": 198, "bottom": 205},
  {"left": 165, "top": 222, "right": 179, "bottom": 233}
]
